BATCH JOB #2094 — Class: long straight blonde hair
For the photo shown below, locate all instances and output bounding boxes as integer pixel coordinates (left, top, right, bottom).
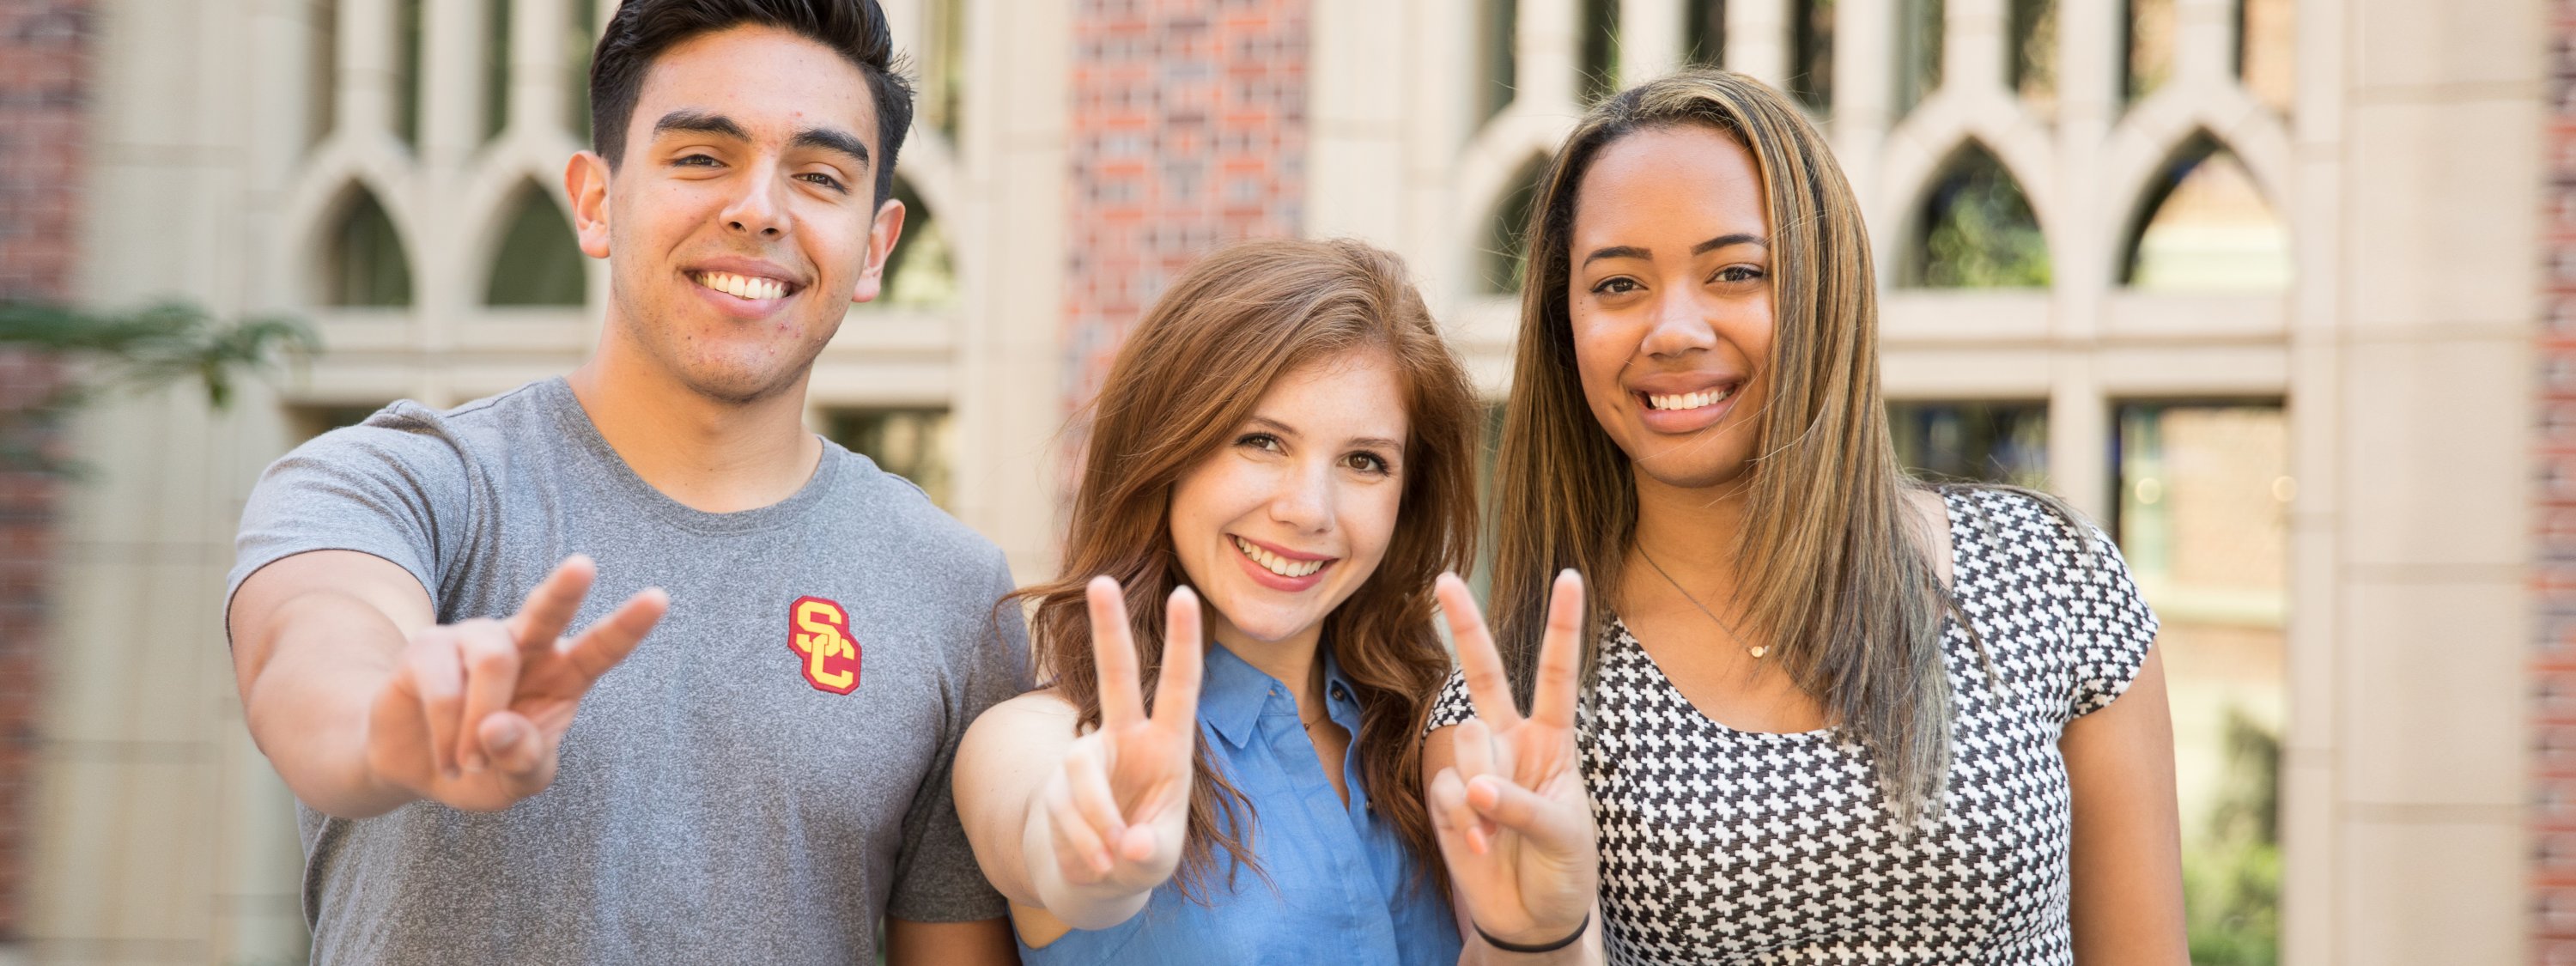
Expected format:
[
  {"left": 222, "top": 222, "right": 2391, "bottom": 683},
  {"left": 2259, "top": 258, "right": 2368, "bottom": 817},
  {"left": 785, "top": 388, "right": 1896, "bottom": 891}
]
[{"left": 1490, "top": 69, "right": 1959, "bottom": 817}]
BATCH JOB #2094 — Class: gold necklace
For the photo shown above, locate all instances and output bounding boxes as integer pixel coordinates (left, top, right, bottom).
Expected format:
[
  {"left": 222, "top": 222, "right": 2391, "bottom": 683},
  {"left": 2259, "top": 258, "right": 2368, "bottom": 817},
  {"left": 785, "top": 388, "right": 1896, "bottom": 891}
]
[{"left": 1636, "top": 544, "right": 1768, "bottom": 659}]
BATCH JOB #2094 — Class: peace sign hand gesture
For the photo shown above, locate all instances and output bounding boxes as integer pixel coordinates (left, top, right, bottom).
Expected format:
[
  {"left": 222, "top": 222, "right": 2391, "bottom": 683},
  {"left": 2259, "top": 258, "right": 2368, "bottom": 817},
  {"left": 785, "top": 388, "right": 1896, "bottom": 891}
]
[
  {"left": 1030, "top": 577, "right": 1206, "bottom": 917},
  {"left": 1430, "top": 570, "right": 1599, "bottom": 954},
  {"left": 366, "top": 555, "right": 669, "bottom": 811}
]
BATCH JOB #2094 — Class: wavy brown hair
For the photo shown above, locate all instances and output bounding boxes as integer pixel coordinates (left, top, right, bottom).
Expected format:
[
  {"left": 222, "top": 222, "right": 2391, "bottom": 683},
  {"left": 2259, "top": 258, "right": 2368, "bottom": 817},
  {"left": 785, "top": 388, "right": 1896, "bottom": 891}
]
[
  {"left": 1490, "top": 69, "right": 1964, "bottom": 820},
  {"left": 1012, "top": 238, "right": 1479, "bottom": 900}
]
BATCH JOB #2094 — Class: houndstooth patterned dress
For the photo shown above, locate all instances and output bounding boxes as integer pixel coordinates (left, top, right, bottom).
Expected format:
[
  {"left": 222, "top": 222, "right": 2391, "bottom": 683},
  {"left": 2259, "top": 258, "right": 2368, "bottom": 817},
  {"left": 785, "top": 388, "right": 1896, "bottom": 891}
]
[{"left": 1430, "top": 489, "right": 2160, "bottom": 964}]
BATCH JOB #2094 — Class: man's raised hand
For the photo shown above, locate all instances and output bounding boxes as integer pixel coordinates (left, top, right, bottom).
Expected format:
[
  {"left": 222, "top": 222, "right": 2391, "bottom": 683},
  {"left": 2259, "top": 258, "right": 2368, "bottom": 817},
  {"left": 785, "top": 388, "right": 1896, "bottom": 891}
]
[
  {"left": 1429, "top": 569, "right": 1598, "bottom": 952},
  {"left": 1034, "top": 576, "right": 1205, "bottom": 908},
  {"left": 366, "top": 555, "right": 668, "bottom": 811}
]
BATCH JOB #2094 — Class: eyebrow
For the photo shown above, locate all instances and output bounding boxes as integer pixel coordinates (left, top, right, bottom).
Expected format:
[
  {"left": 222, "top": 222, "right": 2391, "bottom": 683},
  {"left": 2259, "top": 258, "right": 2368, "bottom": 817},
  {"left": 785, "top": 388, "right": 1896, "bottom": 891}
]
[
  {"left": 1579, "top": 233, "right": 1771, "bottom": 266},
  {"left": 1248, "top": 416, "right": 1404, "bottom": 455},
  {"left": 652, "top": 110, "right": 873, "bottom": 169}
]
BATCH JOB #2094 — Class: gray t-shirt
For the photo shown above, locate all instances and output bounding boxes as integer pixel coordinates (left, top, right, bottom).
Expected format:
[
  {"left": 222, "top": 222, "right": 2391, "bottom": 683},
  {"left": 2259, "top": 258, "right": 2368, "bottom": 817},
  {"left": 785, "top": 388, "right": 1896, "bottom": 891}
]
[{"left": 228, "top": 377, "right": 1030, "bottom": 964}]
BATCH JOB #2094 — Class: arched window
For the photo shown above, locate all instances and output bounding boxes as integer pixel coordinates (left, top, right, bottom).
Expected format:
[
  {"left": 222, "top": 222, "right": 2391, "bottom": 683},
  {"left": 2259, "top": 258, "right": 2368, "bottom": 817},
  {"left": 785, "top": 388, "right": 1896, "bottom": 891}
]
[
  {"left": 395, "top": 0, "right": 423, "bottom": 147},
  {"left": 484, "top": 181, "right": 587, "bottom": 307},
  {"left": 1906, "top": 143, "right": 2049, "bottom": 288},
  {"left": 1684, "top": 0, "right": 1725, "bottom": 67},
  {"left": 2123, "top": 0, "right": 2174, "bottom": 106},
  {"left": 1481, "top": 155, "right": 1548, "bottom": 295},
  {"left": 324, "top": 187, "right": 413, "bottom": 307},
  {"left": 1579, "top": 0, "right": 1619, "bottom": 101},
  {"left": 484, "top": 0, "right": 513, "bottom": 143},
  {"left": 1787, "top": 0, "right": 1833, "bottom": 112},
  {"left": 2121, "top": 136, "right": 2289, "bottom": 291},
  {"left": 2010, "top": 0, "right": 2057, "bottom": 112},
  {"left": 1896, "top": 0, "right": 1942, "bottom": 115},
  {"left": 1479, "top": 0, "right": 1517, "bottom": 123},
  {"left": 881, "top": 179, "right": 957, "bottom": 309}
]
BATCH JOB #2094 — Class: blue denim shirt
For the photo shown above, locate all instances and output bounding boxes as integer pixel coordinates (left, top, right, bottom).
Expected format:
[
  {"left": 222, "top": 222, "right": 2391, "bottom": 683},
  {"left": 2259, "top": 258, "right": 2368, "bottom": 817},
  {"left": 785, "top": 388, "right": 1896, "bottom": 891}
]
[{"left": 1018, "top": 643, "right": 1461, "bottom": 966}]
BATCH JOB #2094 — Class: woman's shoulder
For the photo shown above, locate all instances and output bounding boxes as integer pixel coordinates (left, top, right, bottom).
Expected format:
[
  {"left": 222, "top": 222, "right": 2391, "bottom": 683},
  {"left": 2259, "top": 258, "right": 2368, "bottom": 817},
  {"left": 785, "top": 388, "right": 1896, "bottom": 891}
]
[{"left": 1931, "top": 483, "right": 2119, "bottom": 576}]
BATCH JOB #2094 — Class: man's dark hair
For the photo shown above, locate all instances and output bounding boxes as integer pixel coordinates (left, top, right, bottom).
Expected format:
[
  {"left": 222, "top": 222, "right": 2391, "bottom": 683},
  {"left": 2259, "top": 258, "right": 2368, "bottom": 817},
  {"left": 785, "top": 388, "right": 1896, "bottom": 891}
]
[{"left": 590, "top": 0, "right": 914, "bottom": 206}]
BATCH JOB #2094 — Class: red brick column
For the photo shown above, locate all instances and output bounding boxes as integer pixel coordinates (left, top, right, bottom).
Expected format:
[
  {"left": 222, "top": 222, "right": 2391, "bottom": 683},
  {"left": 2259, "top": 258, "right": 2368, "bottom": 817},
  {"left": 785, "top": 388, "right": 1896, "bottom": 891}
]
[
  {"left": 0, "top": 0, "right": 89, "bottom": 943},
  {"left": 1063, "top": 0, "right": 1309, "bottom": 419}
]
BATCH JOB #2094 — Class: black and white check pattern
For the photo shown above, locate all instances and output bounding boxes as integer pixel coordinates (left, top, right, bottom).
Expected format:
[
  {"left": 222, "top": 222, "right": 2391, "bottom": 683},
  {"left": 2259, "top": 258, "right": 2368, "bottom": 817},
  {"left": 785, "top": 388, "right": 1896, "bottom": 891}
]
[{"left": 1431, "top": 489, "right": 2159, "bottom": 964}]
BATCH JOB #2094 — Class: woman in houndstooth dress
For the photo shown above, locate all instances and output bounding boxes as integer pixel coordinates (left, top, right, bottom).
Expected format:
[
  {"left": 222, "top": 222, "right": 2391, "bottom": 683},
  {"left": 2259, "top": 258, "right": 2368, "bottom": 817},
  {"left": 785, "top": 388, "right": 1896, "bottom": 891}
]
[{"left": 1414, "top": 70, "right": 2189, "bottom": 966}]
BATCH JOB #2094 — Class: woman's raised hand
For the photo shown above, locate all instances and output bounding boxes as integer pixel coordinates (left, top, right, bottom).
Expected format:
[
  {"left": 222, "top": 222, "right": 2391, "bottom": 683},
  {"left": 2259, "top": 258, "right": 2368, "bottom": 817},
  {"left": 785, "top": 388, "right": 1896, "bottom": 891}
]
[
  {"left": 1036, "top": 576, "right": 1206, "bottom": 903},
  {"left": 1430, "top": 570, "right": 1599, "bottom": 951}
]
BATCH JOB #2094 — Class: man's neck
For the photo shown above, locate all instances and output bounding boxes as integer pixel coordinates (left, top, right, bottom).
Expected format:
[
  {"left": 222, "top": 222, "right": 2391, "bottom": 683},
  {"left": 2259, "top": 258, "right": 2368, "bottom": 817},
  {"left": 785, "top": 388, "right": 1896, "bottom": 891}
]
[{"left": 562, "top": 338, "right": 823, "bottom": 515}]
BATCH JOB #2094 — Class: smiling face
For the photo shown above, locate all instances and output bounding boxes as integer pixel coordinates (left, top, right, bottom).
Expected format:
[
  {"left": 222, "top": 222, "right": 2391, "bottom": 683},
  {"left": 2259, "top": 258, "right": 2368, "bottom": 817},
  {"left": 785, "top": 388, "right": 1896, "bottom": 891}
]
[
  {"left": 1167, "top": 350, "right": 1411, "bottom": 652},
  {"left": 1566, "top": 124, "right": 1777, "bottom": 492},
  {"left": 573, "top": 24, "right": 903, "bottom": 405}
]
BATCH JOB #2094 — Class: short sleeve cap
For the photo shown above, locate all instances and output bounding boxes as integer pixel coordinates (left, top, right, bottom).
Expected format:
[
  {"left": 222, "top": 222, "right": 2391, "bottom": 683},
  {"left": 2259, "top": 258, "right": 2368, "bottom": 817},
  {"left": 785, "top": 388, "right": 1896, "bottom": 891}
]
[
  {"left": 228, "top": 402, "right": 472, "bottom": 623},
  {"left": 1425, "top": 668, "right": 1474, "bottom": 735},
  {"left": 2050, "top": 516, "right": 2160, "bottom": 720}
]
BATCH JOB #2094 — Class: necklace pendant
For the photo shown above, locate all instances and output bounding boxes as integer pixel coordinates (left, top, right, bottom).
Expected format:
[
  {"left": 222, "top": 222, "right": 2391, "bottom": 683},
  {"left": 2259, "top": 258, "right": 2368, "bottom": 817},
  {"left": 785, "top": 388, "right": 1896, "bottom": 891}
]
[{"left": 1747, "top": 645, "right": 1769, "bottom": 659}]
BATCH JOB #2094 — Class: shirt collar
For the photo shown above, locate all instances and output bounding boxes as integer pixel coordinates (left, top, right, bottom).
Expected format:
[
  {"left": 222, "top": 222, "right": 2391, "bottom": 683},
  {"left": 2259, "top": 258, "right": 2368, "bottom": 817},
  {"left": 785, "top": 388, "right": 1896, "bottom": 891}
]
[{"left": 1198, "top": 642, "right": 1362, "bottom": 749}]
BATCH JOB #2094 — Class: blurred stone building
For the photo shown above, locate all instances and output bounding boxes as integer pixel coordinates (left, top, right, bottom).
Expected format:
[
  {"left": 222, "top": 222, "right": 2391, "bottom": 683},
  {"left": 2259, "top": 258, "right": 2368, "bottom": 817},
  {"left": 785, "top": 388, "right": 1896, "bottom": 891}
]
[{"left": 0, "top": 0, "right": 2547, "bottom": 963}]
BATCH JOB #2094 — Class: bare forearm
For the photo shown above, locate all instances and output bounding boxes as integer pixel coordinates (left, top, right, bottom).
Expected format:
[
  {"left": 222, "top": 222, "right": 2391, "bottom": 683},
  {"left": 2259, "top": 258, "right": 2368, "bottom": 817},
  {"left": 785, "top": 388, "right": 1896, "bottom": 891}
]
[
  {"left": 886, "top": 916, "right": 1018, "bottom": 966},
  {"left": 240, "top": 591, "right": 412, "bottom": 817}
]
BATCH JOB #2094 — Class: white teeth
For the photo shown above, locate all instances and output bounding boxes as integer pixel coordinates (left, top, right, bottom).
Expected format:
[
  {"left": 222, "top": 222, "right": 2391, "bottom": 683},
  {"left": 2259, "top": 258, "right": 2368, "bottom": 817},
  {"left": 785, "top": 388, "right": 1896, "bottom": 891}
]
[
  {"left": 1646, "top": 387, "right": 1735, "bottom": 411},
  {"left": 1234, "top": 536, "right": 1324, "bottom": 579},
  {"left": 696, "top": 271, "right": 788, "bottom": 301}
]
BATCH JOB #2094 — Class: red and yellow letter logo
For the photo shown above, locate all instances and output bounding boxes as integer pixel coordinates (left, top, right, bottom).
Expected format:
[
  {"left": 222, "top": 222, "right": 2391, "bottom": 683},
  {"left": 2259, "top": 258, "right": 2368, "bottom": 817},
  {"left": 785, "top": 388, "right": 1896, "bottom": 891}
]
[{"left": 788, "top": 596, "right": 861, "bottom": 695}]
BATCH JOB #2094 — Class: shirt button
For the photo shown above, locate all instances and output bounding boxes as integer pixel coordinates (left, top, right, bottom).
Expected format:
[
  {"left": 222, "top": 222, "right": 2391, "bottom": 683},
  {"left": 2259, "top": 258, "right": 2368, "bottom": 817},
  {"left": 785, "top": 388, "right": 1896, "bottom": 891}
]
[{"left": 1330, "top": 684, "right": 1348, "bottom": 702}]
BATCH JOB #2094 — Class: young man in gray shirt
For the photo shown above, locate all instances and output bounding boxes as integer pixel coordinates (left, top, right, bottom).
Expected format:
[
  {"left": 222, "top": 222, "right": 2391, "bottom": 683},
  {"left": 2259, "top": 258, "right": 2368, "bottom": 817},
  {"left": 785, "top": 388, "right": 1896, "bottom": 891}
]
[{"left": 224, "top": 1, "right": 1027, "bottom": 962}]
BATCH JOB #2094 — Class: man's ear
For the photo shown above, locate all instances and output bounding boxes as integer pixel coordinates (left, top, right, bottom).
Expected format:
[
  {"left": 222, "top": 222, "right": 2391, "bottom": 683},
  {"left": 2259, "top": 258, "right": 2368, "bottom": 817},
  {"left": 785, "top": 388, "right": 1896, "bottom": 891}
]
[
  {"left": 851, "top": 194, "right": 908, "bottom": 305},
  {"left": 566, "top": 151, "right": 612, "bottom": 259}
]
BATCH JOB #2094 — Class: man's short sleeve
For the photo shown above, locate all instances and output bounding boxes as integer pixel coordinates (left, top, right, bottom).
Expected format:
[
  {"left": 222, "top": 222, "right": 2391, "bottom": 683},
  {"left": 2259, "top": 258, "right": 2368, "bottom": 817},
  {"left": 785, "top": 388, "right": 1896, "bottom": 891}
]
[
  {"left": 226, "top": 403, "right": 473, "bottom": 627},
  {"left": 885, "top": 546, "right": 1032, "bottom": 922}
]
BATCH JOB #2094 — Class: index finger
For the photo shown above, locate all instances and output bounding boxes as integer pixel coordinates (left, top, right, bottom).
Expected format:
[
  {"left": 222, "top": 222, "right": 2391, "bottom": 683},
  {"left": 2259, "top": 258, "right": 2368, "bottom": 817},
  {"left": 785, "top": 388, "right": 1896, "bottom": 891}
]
[
  {"left": 1086, "top": 576, "right": 1146, "bottom": 731},
  {"left": 1436, "top": 572, "right": 1522, "bottom": 727},
  {"left": 1151, "top": 586, "right": 1204, "bottom": 733},
  {"left": 1525, "top": 569, "right": 1586, "bottom": 729},
  {"left": 556, "top": 587, "right": 669, "bottom": 682},
  {"left": 507, "top": 555, "right": 598, "bottom": 652}
]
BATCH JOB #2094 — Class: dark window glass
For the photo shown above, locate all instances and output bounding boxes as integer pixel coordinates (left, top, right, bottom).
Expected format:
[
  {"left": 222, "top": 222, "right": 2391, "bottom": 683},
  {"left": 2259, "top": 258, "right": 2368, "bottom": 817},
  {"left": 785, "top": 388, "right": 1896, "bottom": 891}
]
[
  {"left": 484, "top": 0, "right": 512, "bottom": 142},
  {"left": 326, "top": 188, "right": 413, "bottom": 307},
  {"left": 1479, "top": 0, "right": 1519, "bottom": 124},
  {"left": 881, "top": 179, "right": 957, "bottom": 309},
  {"left": 1482, "top": 157, "right": 1548, "bottom": 295},
  {"left": 2009, "top": 0, "right": 2056, "bottom": 112},
  {"left": 1685, "top": 0, "right": 1726, "bottom": 67},
  {"left": 827, "top": 409, "right": 955, "bottom": 508},
  {"left": 395, "top": 0, "right": 422, "bottom": 147},
  {"left": 1787, "top": 0, "right": 1835, "bottom": 112},
  {"left": 1895, "top": 0, "right": 1942, "bottom": 116},
  {"left": 1905, "top": 143, "right": 2050, "bottom": 288},
  {"left": 485, "top": 182, "right": 587, "bottom": 307},
  {"left": 1580, "top": 0, "right": 1620, "bottom": 101},
  {"left": 1886, "top": 400, "right": 2048, "bottom": 488}
]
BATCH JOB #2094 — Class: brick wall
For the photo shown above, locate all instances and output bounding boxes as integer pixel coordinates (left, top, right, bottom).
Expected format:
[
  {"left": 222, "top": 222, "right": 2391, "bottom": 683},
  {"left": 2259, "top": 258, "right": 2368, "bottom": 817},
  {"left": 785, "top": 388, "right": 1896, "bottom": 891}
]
[
  {"left": 0, "top": 0, "right": 88, "bottom": 943},
  {"left": 1063, "top": 0, "right": 1309, "bottom": 422}
]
